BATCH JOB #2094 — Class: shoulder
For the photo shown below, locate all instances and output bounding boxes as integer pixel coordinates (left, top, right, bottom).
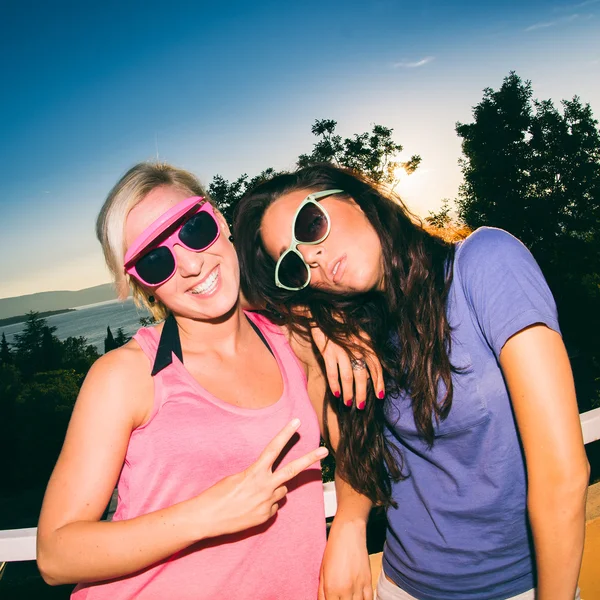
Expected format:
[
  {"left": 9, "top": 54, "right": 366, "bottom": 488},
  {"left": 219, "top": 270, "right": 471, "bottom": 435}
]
[
  {"left": 87, "top": 337, "right": 149, "bottom": 383},
  {"left": 455, "top": 227, "right": 540, "bottom": 288},
  {"left": 80, "top": 338, "right": 153, "bottom": 426},
  {"left": 456, "top": 227, "right": 530, "bottom": 270},
  {"left": 452, "top": 228, "right": 559, "bottom": 353}
]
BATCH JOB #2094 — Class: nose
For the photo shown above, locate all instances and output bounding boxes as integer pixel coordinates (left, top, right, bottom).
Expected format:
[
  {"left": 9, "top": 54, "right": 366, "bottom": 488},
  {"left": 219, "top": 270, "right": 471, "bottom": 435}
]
[
  {"left": 298, "top": 243, "right": 327, "bottom": 278},
  {"left": 173, "top": 245, "right": 204, "bottom": 278}
]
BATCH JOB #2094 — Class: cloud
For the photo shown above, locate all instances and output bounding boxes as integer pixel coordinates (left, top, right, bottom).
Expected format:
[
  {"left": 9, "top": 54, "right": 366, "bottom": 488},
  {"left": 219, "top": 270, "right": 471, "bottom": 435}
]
[
  {"left": 561, "top": 0, "right": 599, "bottom": 9},
  {"left": 392, "top": 56, "right": 434, "bottom": 69},
  {"left": 525, "top": 13, "right": 579, "bottom": 31}
]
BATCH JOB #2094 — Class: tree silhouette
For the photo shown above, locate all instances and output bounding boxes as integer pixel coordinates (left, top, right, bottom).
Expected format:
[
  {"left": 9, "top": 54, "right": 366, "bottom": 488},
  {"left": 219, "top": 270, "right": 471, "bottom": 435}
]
[
  {"left": 62, "top": 336, "right": 99, "bottom": 372},
  {"left": 13, "top": 312, "right": 60, "bottom": 376},
  {"left": 456, "top": 71, "right": 600, "bottom": 408},
  {"left": 0, "top": 332, "right": 12, "bottom": 365},
  {"left": 209, "top": 169, "right": 278, "bottom": 225},
  {"left": 104, "top": 326, "right": 118, "bottom": 353},
  {"left": 297, "top": 119, "right": 420, "bottom": 186},
  {"left": 139, "top": 316, "right": 157, "bottom": 327},
  {"left": 0, "top": 313, "right": 101, "bottom": 491},
  {"left": 425, "top": 199, "right": 452, "bottom": 229},
  {"left": 114, "top": 328, "right": 130, "bottom": 348},
  {"left": 209, "top": 119, "right": 416, "bottom": 223}
]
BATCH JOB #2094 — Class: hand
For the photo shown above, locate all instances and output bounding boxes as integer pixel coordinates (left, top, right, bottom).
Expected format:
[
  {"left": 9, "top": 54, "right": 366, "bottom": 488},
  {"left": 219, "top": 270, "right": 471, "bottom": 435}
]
[
  {"left": 311, "top": 327, "right": 384, "bottom": 409},
  {"left": 202, "top": 419, "right": 328, "bottom": 537},
  {"left": 318, "top": 518, "right": 373, "bottom": 600}
]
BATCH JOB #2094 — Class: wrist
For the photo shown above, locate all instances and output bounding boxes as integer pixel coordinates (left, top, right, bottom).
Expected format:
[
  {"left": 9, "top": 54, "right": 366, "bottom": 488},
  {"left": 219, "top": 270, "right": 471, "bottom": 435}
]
[
  {"left": 331, "top": 513, "right": 368, "bottom": 534},
  {"left": 183, "top": 493, "right": 222, "bottom": 542}
]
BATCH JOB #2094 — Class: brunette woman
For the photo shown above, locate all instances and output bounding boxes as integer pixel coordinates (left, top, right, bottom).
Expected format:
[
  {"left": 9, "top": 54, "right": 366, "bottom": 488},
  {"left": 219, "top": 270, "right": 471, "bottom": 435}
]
[{"left": 234, "top": 164, "right": 589, "bottom": 600}]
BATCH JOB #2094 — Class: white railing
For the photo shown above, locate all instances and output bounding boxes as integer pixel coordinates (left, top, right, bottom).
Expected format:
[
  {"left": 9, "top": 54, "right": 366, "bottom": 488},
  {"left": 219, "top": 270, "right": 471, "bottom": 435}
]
[{"left": 1, "top": 407, "right": 599, "bottom": 564}]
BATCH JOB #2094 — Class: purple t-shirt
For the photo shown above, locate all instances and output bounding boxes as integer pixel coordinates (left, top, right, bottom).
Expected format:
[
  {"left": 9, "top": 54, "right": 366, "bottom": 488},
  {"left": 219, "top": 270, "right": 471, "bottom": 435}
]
[{"left": 383, "top": 227, "right": 561, "bottom": 600}]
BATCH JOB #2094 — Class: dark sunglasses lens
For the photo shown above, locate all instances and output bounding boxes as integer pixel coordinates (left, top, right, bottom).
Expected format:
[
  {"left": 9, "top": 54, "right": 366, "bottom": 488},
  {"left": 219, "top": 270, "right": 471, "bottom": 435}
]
[
  {"left": 135, "top": 246, "right": 175, "bottom": 285},
  {"left": 295, "top": 203, "right": 328, "bottom": 243},
  {"left": 179, "top": 211, "right": 219, "bottom": 250},
  {"left": 279, "top": 252, "right": 309, "bottom": 289}
]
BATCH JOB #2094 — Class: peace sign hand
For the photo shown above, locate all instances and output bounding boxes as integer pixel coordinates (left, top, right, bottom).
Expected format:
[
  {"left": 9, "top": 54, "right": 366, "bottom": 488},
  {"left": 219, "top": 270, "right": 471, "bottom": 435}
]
[{"left": 200, "top": 419, "right": 328, "bottom": 538}]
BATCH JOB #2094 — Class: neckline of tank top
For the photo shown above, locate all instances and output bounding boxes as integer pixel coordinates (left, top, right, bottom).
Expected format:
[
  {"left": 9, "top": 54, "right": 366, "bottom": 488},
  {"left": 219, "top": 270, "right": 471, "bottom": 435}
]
[{"left": 152, "top": 313, "right": 289, "bottom": 415}]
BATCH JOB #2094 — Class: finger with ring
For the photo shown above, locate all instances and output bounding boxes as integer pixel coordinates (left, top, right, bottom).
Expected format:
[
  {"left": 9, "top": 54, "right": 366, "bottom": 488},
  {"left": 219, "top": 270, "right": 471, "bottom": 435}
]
[{"left": 350, "top": 358, "right": 367, "bottom": 371}]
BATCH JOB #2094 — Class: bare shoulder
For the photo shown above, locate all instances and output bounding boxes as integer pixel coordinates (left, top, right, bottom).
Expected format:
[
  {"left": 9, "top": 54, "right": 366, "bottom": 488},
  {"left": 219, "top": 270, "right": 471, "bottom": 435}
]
[
  {"left": 85, "top": 338, "right": 147, "bottom": 387},
  {"left": 79, "top": 337, "right": 154, "bottom": 428}
]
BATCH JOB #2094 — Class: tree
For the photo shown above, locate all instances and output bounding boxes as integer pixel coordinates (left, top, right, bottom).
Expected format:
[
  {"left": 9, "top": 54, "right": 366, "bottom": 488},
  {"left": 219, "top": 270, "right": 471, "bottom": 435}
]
[
  {"left": 208, "top": 119, "right": 419, "bottom": 223},
  {"left": 62, "top": 336, "right": 100, "bottom": 372},
  {"left": 456, "top": 72, "right": 600, "bottom": 409},
  {"left": 297, "top": 119, "right": 421, "bottom": 186},
  {"left": 12, "top": 369, "right": 83, "bottom": 486},
  {"left": 104, "top": 326, "right": 118, "bottom": 353},
  {"left": 0, "top": 332, "right": 12, "bottom": 365},
  {"left": 425, "top": 199, "right": 452, "bottom": 229},
  {"left": 456, "top": 72, "right": 600, "bottom": 260},
  {"left": 139, "top": 316, "right": 157, "bottom": 327},
  {"left": 13, "top": 312, "right": 61, "bottom": 376},
  {"left": 209, "top": 169, "right": 279, "bottom": 225},
  {"left": 114, "top": 328, "right": 131, "bottom": 348}
]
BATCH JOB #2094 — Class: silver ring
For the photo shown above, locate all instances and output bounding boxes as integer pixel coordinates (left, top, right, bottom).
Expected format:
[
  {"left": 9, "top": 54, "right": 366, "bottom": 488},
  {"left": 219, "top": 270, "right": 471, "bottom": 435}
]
[{"left": 350, "top": 358, "right": 367, "bottom": 371}]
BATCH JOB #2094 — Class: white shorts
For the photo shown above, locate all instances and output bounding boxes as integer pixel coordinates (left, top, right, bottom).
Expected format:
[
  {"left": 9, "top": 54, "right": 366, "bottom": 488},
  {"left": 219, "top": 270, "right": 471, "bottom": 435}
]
[{"left": 374, "top": 568, "right": 582, "bottom": 600}]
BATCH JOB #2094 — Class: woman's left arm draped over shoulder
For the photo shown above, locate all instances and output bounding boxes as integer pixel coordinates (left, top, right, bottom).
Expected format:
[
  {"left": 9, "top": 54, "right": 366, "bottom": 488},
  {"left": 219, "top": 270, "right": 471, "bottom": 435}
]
[
  {"left": 288, "top": 332, "right": 375, "bottom": 600},
  {"left": 459, "top": 228, "right": 590, "bottom": 600}
]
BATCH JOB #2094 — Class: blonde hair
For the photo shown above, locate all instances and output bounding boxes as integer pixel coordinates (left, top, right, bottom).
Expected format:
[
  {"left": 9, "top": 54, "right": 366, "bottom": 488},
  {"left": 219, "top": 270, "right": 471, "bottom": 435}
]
[{"left": 96, "top": 162, "right": 208, "bottom": 321}]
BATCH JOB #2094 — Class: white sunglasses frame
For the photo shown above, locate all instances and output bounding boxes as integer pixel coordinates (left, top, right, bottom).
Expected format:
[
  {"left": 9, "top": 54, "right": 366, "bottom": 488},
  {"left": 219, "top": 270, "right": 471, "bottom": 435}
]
[{"left": 274, "top": 189, "right": 344, "bottom": 291}]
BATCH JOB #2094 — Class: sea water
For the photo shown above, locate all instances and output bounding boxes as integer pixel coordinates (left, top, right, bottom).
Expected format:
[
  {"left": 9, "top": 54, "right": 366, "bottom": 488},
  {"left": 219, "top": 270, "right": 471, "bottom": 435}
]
[{"left": 0, "top": 298, "right": 150, "bottom": 352}]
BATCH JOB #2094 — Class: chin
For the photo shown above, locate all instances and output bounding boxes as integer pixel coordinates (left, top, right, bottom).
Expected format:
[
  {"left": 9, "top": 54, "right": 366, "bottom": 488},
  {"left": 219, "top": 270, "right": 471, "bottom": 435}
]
[{"left": 173, "top": 290, "right": 240, "bottom": 322}]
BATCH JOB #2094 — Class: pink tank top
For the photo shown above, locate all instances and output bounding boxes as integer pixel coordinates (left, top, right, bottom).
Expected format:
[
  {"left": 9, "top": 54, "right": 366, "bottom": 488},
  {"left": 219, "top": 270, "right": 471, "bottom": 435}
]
[{"left": 72, "top": 312, "right": 326, "bottom": 600}]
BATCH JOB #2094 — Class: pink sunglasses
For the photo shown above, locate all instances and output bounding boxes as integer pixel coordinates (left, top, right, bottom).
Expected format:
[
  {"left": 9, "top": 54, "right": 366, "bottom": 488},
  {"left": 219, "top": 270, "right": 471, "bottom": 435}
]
[{"left": 124, "top": 196, "right": 220, "bottom": 287}]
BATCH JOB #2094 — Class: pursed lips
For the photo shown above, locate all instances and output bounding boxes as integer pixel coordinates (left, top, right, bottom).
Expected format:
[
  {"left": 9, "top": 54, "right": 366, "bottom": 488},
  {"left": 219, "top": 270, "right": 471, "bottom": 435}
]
[{"left": 329, "top": 254, "right": 347, "bottom": 285}]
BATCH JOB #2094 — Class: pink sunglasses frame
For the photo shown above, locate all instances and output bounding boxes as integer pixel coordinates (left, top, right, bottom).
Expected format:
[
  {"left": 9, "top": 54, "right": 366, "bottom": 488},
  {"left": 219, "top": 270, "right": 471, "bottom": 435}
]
[{"left": 124, "top": 196, "right": 220, "bottom": 287}]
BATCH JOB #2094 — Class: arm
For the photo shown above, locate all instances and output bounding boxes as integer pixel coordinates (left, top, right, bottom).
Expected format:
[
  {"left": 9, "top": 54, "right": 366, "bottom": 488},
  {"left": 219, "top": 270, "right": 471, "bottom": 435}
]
[
  {"left": 290, "top": 335, "right": 374, "bottom": 600},
  {"left": 37, "top": 346, "right": 203, "bottom": 584},
  {"left": 38, "top": 345, "right": 326, "bottom": 586},
  {"left": 500, "top": 325, "right": 589, "bottom": 600},
  {"left": 319, "top": 475, "right": 374, "bottom": 600}
]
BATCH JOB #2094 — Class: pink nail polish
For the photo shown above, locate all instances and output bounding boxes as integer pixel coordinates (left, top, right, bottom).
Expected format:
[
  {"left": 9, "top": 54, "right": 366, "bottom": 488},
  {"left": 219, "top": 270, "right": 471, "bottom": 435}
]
[
  {"left": 358, "top": 401, "right": 366, "bottom": 410},
  {"left": 334, "top": 390, "right": 340, "bottom": 398},
  {"left": 378, "top": 390, "right": 385, "bottom": 399},
  {"left": 345, "top": 399, "right": 352, "bottom": 407}
]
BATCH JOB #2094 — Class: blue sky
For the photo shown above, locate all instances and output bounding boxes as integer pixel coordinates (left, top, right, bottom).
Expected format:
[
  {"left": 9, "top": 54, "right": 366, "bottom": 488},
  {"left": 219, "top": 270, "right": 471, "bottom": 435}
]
[{"left": 1, "top": 0, "right": 599, "bottom": 299}]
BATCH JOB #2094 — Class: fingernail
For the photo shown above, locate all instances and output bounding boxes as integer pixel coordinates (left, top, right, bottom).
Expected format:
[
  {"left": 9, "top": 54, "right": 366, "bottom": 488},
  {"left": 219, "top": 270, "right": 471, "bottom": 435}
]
[
  {"left": 378, "top": 390, "right": 385, "bottom": 399},
  {"left": 317, "top": 447, "right": 329, "bottom": 458},
  {"left": 358, "top": 401, "right": 366, "bottom": 410},
  {"left": 290, "top": 418, "right": 301, "bottom": 428},
  {"left": 345, "top": 399, "right": 352, "bottom": 407},
  {"left": 334, "top": 390, "right": 340, "bottom": 398}
]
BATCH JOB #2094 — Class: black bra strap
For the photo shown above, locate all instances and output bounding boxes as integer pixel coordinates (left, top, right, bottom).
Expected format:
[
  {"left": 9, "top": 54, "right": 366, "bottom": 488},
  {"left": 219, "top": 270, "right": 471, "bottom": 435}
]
[
  {"left": 247, "top": 317, "right": 275, "bottom": 357},
  {"left": 151, "top": 313, "right": 273, "bottom": 376},
  {"left": 151, "top": 313, "right": 183, "bottom": 376}
]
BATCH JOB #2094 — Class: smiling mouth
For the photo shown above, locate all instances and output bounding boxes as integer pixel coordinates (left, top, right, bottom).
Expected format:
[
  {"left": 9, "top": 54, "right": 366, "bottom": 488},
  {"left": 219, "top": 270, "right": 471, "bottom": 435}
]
[{"left": 188, "top": 266, "right": 220, "bottom": 296}]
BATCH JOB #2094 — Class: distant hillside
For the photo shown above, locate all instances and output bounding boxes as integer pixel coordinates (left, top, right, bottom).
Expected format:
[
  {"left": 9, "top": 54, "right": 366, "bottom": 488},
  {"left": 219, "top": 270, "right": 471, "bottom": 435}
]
[{"left": 0, "top": 284, "right": 118, "bottom": 319}]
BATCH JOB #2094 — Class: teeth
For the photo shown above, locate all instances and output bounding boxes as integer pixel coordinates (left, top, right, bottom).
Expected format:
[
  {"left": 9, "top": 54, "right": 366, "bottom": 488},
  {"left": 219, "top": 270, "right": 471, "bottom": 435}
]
[
  {"left": 332, "top": 261, "right": 340, "bottom": 277},
  {"left": 190, "top": 268, "right": 219, "bottom": 295}
]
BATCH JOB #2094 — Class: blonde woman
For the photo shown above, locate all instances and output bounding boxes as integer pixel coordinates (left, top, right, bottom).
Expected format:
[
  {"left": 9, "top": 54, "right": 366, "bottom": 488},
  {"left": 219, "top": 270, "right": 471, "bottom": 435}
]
[{"left": 36, "top": 163, "right": 376, "bottom": 600}]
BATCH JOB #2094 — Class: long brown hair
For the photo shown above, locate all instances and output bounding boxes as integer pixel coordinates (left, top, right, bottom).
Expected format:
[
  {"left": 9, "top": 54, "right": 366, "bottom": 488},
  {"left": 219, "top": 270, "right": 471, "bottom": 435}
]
[{"left": 233, "top": 164, "right": 456, "bottom": 506}]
